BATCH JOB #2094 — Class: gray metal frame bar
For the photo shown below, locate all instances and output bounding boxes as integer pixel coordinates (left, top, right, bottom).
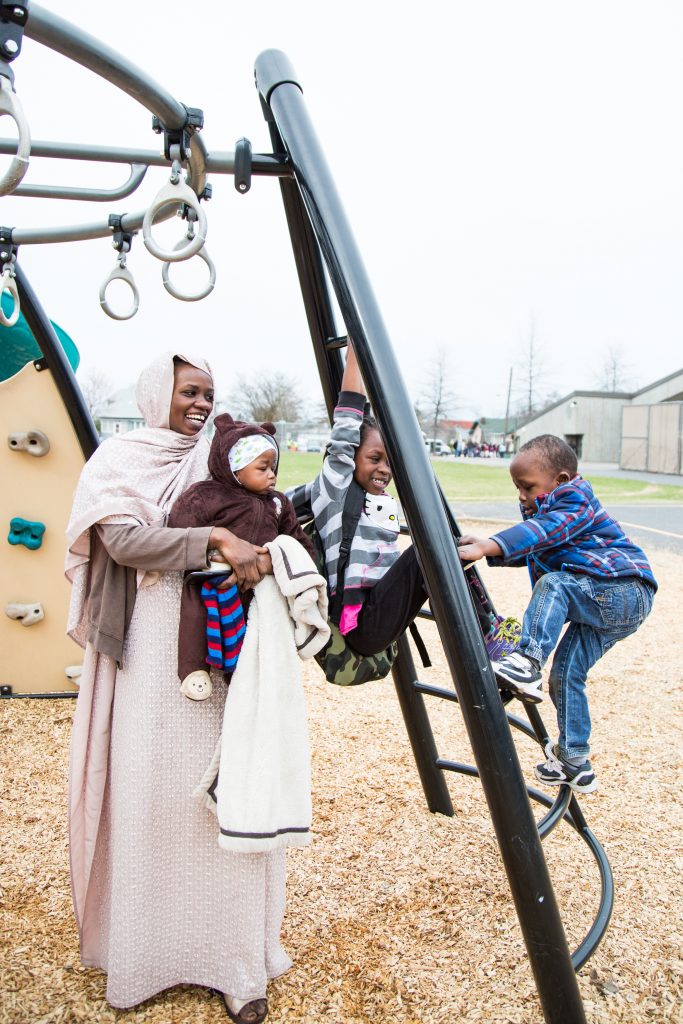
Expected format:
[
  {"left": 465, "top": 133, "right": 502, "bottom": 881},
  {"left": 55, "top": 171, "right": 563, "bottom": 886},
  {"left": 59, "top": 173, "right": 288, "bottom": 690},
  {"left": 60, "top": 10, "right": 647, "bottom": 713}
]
[
  {"left": 0, "top": 135, "right": 289, "bottom": 238},
  {"left": 0, "top": 137, "right": 290, "bottom": 175},
  {"left": 14, "top": 162, "right": 148, "bottom": 201},
  {"left": 4, "top": 133, "right": 208, "bottom": 243},
  {"left": 25, "top": 4, "right": 187, "bottom": 129}
]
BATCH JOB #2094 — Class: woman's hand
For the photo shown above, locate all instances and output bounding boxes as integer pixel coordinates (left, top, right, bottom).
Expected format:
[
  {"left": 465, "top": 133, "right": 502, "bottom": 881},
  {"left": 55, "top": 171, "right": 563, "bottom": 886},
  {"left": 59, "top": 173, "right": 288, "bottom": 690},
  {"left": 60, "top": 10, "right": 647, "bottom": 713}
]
[
  {"left": 208, "top": 528, "right": 271, "bottom": 592},
  {"left": 256, "top": 550, "right": 273, "bottom": 577}
]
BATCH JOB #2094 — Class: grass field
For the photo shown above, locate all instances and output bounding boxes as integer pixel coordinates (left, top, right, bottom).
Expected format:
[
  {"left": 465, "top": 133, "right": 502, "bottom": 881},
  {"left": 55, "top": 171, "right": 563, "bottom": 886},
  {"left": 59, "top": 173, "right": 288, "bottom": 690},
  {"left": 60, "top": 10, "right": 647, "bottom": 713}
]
[{"left": 276, "top": 451, "right": 683, "bottom": 503}]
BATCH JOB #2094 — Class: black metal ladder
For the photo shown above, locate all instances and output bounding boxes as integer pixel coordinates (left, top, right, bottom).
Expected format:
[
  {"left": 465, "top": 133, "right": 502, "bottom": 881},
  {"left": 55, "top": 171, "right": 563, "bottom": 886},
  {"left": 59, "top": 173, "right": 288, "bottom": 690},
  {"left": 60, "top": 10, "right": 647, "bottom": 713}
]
[{"left": 255, "top": 47, "right": 610, "bottom": 1024}]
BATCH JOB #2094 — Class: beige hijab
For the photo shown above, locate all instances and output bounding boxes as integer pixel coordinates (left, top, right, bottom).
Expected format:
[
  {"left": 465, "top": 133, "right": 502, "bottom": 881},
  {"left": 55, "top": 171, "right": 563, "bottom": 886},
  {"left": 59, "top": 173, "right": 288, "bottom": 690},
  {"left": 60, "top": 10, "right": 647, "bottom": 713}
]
[{"left": 65, "top": 350, "right": 213, "bottom": 643}]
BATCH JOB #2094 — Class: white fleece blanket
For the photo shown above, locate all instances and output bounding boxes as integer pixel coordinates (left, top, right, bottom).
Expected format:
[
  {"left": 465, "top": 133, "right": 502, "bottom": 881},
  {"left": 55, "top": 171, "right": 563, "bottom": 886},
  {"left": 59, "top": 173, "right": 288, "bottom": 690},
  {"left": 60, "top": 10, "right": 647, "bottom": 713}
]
[
  {"left": 195, "top": 537, "right": 330, "bottom": 852},
  {"left": 266, "top": 534, "right": 330, "bottom": 658}
]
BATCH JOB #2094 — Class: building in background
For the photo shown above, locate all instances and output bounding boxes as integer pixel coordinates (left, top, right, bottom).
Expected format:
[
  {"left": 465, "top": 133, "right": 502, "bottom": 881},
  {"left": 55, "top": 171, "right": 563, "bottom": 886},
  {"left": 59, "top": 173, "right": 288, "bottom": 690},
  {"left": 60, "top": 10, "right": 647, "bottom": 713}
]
[
  {"left": 512, "top": 368, "right": 683, "bottom": 474},
  {"left": 93, "top": 386, "right": 143, "bottom": 439}
]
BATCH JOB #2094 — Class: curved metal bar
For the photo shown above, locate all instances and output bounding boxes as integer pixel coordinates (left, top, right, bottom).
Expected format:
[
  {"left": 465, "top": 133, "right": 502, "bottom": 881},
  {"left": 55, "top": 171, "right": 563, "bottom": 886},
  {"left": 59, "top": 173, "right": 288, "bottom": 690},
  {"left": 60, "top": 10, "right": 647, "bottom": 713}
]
[
  {"left": 569, "top": 824, "right": 614, "bottom": 971},
  {"left": 25, "top": 4, "right": 188, "bottom": 129},
  {"left": 162, "top": 242, "right": 216, "bottom": 301},
  {"left": 0, "top": 77, "right": 30, "bottom": 194},
  {"left": 99, "top": 260, "right": 140, "bottom": 320},
  {"left": 15, "top": 162, "right": 147, "bottom": 201},
  {"left": 434, "top": 756, "right": 614, "bottom": 969},
  {"left": 535, "top": 786, "right": 573, "bottom": 838}
]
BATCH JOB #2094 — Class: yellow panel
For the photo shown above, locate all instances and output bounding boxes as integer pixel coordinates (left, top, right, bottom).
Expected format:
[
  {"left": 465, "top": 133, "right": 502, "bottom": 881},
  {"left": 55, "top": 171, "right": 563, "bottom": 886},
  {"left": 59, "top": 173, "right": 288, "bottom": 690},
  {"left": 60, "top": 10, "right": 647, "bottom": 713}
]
[{"left": 1, "top": 362, "right": 86, "bottom": 694}]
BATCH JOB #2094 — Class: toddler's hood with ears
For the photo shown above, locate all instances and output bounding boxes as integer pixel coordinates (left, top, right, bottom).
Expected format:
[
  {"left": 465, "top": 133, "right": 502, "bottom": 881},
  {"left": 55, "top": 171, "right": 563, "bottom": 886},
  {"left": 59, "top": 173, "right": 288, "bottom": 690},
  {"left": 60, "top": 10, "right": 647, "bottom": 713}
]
[{"left": 208, "top": 413, "right": 278, "bottom": 487}]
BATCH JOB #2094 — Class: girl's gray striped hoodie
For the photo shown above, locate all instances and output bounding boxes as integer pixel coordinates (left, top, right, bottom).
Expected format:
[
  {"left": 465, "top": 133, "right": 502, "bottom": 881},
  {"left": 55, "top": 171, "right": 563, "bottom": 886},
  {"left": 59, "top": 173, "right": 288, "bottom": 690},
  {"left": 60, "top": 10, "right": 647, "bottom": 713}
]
[{"left": 287, "top": 390, "right": 399, "bottom": 609}]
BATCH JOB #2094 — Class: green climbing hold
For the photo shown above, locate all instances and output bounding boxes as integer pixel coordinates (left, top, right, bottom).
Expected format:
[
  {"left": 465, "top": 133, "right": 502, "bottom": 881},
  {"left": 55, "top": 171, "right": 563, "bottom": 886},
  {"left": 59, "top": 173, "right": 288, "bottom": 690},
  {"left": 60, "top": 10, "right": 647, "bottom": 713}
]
[{"left": 8, "top": 517, "right": 46, "bottom": 550}]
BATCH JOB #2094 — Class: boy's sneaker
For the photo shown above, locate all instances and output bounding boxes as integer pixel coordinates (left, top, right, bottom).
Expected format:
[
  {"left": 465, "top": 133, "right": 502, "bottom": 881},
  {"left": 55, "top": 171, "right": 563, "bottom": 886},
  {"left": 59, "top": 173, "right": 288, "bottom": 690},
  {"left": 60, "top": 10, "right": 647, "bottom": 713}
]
[
  {"left": 534, "top": 742, "right": 598, "bottom": 794},
  {"left": 491, "top": 651, "right": 544, "bottom": 703},
  {"left": 485, "top": 616, "right": 522, "bottom": 661}
]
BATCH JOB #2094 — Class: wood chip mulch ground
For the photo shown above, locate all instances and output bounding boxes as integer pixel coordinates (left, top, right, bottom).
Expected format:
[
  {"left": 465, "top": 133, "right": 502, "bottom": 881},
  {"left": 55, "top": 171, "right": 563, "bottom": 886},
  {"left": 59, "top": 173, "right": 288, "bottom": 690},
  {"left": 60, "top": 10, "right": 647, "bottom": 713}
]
[{"left": 1, "top": 521, "right": 681, "bottom": 1024}]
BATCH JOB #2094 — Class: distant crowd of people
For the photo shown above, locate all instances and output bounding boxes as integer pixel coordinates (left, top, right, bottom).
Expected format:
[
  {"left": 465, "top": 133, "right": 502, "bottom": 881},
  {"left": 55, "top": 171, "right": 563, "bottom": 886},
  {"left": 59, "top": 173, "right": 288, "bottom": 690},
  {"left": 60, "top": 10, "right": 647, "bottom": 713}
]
[{"left": 453, "top": 439, "right": 514, "bottom": 458}]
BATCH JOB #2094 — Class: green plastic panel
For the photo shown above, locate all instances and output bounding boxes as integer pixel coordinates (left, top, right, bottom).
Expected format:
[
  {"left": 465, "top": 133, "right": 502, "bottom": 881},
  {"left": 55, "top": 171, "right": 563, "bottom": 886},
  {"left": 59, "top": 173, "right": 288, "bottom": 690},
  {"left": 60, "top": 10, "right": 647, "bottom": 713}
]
[{"left": 0, "top": 292, "right": 79, "bottom": 381}]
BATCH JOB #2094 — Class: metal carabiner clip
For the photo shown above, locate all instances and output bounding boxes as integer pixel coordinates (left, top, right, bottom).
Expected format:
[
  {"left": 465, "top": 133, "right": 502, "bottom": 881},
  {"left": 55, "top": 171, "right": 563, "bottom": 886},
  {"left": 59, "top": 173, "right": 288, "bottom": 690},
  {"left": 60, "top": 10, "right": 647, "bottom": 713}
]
[
  {"left": 0, "top": 260, "right": 20, "bottom": 327},
  {"left": 142, "top": 160, "right": 207, "bottom": 264},
  {"left": 161, "top": 230, "right": 216, "bottom": 302},
  {"left": 99, "top": 256, "right": 140, "bottom": 321},
  {"left": 0, "top": 77, "right": 30, "bottom": 196}
]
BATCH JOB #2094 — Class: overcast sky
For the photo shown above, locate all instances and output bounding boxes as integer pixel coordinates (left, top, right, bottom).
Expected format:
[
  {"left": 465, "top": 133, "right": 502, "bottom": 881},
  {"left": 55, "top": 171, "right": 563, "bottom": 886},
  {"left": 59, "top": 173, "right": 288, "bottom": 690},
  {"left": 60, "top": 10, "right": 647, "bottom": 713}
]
[{"left": 2, "top": 1, "right": 682, "bottom": 419}]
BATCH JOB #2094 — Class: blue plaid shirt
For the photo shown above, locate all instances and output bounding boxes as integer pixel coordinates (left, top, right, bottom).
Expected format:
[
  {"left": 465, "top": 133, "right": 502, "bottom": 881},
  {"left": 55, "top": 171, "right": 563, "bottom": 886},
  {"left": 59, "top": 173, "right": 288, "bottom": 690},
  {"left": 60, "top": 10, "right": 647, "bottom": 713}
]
[{"left": 488, "top": 475, "right": 658, "bottom": 590}]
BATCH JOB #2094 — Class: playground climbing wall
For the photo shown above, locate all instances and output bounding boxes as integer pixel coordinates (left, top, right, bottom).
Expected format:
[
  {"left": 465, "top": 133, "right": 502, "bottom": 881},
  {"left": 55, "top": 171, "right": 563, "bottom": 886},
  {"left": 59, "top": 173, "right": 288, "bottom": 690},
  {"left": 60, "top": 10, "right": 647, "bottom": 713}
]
[{"left": 1, "top": 359, "right": 85, "bottom": 694}]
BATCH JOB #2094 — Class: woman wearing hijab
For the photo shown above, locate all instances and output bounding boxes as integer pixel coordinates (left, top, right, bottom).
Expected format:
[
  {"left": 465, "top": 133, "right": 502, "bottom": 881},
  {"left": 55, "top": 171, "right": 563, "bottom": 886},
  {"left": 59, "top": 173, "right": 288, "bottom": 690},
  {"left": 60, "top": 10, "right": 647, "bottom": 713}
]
[{"left": 66, "top": 352, "right": 282, "bottom": 1024}]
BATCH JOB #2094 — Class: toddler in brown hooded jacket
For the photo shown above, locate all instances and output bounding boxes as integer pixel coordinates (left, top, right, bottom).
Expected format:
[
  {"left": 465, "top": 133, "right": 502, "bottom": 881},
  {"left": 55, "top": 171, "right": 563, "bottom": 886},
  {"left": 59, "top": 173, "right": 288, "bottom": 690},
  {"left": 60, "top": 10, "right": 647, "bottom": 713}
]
[{"left": 167, "top": 413, "right": 314, "bottom": 699}]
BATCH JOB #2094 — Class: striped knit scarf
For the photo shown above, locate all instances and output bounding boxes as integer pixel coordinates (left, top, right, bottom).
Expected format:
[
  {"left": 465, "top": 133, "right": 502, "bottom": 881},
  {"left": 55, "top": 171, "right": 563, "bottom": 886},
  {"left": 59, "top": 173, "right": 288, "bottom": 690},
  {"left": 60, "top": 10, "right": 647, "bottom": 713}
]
[{"left": 201, "top": 581, "right": 246, "bottom": 671}]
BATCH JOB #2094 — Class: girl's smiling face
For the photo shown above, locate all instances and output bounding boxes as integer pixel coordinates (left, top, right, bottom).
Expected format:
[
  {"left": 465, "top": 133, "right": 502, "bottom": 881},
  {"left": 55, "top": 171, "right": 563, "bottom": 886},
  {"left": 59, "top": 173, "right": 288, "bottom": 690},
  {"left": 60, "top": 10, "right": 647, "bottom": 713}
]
[{"left": 354, "top": 427, "right": 392, "bottom": 495}]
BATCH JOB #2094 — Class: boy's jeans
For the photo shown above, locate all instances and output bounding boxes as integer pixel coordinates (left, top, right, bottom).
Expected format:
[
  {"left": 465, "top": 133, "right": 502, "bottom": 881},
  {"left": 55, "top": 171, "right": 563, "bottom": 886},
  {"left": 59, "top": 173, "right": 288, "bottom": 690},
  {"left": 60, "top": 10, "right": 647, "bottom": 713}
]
[{"left": 519, "top": 572, "right": 654, "bottom": 759}]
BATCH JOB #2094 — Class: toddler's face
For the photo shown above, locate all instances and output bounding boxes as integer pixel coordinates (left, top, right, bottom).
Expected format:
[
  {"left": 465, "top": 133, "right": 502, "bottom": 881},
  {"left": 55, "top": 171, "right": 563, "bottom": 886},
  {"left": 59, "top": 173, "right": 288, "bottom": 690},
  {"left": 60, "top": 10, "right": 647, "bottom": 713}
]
[
  {"left": 354, "top": 428, "right": 392, "bottom": 495},
  {"left": 510, "top": 451, "right": 569, "bottom": 513},
  {"left": 235, "top": 448, "right": 277, "bottom": 494}
]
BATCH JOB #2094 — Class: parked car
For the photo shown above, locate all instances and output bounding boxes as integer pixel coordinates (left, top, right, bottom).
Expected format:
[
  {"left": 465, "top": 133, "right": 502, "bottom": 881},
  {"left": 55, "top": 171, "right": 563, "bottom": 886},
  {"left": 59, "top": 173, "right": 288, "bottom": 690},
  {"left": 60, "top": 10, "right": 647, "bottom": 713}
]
[{"left": 425, "top": 438, "right": 451, "bottom": 457}]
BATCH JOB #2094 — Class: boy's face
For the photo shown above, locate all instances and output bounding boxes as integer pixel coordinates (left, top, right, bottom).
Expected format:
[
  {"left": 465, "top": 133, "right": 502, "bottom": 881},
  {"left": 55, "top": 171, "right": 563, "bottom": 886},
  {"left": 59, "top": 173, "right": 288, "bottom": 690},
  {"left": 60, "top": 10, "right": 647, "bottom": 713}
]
[
  {"left": 235, "top": 448, "right": 277, "bottom": 494},
  {"left": 509, "top": 451, "right": 570, "bottom": 513},
  {"left": 354, "top": 428, "right": 392, "bottom": 495}
]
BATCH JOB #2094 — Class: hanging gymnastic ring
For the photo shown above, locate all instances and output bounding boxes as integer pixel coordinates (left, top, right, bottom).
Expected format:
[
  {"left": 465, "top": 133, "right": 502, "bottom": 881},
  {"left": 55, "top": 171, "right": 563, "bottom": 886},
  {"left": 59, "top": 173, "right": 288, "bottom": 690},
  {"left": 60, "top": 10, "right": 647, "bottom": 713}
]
[
  {"left": 0, "top": 77, "right": 30, "bottom": 195},
  {"left": 99, "top": 261, "right": 140, "bottom": 321},
  {"left": 142, "top": 175, "right": 207, "bottom": 263},
  {"left": 161, "top": 240, "right": 216, "bottom": 302},
  {"left": 0, "top": 264, "right": 20, "bottom": 327}
]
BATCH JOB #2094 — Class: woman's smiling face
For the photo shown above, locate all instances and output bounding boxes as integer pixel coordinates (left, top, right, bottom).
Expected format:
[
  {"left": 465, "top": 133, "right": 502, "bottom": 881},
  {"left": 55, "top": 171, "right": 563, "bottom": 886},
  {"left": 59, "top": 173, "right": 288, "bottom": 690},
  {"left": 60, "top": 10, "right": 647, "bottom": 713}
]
[{"left": 168, "top": 362, "right": 214, "bottom": 435}]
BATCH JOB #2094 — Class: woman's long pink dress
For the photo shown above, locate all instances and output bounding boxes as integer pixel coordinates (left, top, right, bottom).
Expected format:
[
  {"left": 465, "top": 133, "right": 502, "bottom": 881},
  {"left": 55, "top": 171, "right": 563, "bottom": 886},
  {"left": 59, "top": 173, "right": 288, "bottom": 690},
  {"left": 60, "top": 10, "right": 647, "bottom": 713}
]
[{"left": 70, "top": 566, "right": 291, "bottom": 1008}]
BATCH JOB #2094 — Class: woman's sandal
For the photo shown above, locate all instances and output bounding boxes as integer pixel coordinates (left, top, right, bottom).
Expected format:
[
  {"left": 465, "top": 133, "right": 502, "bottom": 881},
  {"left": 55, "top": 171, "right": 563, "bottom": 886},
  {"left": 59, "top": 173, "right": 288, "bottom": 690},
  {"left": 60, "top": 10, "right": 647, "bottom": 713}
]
[{"left": 220, "top": 993, "right": 268, "bottom": 1024}]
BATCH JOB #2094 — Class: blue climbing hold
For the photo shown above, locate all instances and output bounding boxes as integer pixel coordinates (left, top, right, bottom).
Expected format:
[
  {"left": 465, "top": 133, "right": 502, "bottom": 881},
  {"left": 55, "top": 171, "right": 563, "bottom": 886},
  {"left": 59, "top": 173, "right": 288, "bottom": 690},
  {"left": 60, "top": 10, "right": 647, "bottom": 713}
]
[{"left": 8, "top": 517, "right": 46, "bottom": 550}]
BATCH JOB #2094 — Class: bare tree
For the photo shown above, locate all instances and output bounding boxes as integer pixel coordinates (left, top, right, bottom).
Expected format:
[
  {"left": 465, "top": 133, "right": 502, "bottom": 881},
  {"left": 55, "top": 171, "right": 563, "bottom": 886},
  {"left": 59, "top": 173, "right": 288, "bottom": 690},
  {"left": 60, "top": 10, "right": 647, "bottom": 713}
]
[
  {"left": 515, "top": 318, "right": 547, "bottom": 416},
  {"left": 594, "top": 345, "right": 635, "bottom": 392},
  {"left": 228, "top": 371, "right": 304, "bottom": 422},
  {"left": 79, "top": 367, "right": 113, "bottom": 416},
  {"left": 419, "top": 347, "right": 458, "bottom": 439}
]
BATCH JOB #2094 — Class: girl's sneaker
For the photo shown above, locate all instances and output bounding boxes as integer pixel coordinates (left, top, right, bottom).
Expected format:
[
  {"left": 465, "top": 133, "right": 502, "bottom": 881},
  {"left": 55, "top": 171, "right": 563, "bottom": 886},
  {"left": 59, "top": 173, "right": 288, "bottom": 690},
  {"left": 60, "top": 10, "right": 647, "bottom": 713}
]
[
  {"left": 534, "top": 742, "right": 598, "bottom": 793},
  {"left": 491, "top": 651, "right": 544, "bottom": 703},
  {"left": 485, "top": 616, "right": 522, "bottom": 661}
]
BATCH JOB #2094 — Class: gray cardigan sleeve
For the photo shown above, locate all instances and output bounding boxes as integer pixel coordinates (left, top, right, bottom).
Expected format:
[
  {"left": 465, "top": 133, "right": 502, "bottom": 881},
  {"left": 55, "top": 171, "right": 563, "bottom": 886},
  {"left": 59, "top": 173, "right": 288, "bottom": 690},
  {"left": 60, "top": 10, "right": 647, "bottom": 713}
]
[{"left": 96, "top": 523, "right": 214, "bottom": 572}]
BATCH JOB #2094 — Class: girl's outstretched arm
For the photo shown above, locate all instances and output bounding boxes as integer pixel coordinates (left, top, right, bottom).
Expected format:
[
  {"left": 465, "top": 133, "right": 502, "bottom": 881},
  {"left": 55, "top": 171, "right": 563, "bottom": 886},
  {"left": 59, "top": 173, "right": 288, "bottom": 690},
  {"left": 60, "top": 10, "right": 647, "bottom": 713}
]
[{"left": 341, "top": 339, "right": 365, "bottom": 395}]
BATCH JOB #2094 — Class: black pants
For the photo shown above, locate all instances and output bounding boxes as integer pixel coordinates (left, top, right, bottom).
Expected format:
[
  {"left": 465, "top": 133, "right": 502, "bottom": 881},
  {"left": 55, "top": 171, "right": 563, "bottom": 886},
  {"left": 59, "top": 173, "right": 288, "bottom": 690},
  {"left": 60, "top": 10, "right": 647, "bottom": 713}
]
[{"left": 346, "top": 545, "right": 495, "bottom": 657}]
